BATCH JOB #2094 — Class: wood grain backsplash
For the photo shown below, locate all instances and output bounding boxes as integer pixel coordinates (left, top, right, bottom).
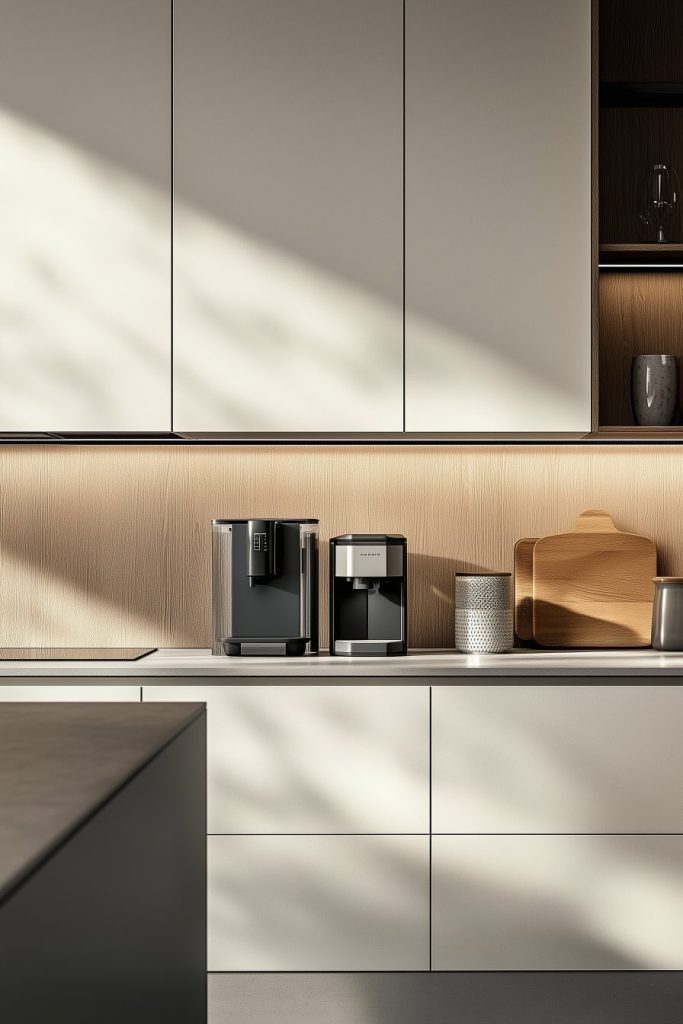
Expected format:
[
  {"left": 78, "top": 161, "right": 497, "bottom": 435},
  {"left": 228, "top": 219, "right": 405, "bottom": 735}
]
[{"left": 1, "top": 444, "right": 682, "bottom": 650}]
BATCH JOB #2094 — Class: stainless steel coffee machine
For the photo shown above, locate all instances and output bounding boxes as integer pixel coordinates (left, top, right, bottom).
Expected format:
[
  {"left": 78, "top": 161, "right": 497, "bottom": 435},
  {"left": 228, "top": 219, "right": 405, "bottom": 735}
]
[
  {"left": 329, "top": 534, "right": 407, "bottom": 656},
  {"left": 212, "top": 518, "right": 319, "bottom": 656}
]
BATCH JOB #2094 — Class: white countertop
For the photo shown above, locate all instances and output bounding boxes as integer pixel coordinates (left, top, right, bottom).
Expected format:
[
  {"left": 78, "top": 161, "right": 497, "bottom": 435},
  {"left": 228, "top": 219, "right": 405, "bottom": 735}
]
[{"left": 1, "top": 647, "right": 683, "bottom": 679}]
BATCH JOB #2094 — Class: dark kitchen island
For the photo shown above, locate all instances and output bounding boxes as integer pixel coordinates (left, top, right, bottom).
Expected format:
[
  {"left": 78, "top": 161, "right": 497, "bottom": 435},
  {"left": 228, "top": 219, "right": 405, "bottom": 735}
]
[{"left": 0, "top": 702, "right": 206, "bottom": 1024}]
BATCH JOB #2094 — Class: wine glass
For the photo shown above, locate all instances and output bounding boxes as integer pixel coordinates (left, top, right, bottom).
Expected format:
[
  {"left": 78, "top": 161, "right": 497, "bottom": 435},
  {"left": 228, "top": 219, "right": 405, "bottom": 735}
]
[{"left": 639, "top": 164, "right": 680, "bottom": 243}]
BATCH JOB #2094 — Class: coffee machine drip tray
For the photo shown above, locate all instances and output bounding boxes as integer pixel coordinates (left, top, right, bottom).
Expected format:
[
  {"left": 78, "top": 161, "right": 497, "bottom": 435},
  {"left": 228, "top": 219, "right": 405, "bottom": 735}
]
[
  {"left": 333, "top": 639, "right": 405, "bottom": 656},
  {"left": 222, "top": 637, "right": 309, "bottom": 657}
]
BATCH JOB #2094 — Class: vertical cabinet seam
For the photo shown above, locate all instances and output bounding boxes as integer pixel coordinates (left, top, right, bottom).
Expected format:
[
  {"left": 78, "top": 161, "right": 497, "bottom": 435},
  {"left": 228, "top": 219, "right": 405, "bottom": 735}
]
[
  {"left": 402, "top": 0, "right": 406, "bottom": 432},
  {"left": 429, "top": 683, "right": 432, "bottom": 970},
  {"left": 170, "top": 0, "right": 175, "bottom": 431}
]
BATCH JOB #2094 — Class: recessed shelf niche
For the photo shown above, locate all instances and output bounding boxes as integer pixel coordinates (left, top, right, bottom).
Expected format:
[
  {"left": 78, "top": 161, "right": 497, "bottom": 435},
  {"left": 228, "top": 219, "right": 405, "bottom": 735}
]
[{"left": 596, "top": 0, "right": 683, "bottom": 436}]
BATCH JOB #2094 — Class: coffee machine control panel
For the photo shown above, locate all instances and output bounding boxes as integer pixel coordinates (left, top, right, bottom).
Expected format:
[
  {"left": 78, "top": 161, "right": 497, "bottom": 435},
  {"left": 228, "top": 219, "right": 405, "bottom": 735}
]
[{"left": 247, "top": 519, "right": 276, "bottom": 583}]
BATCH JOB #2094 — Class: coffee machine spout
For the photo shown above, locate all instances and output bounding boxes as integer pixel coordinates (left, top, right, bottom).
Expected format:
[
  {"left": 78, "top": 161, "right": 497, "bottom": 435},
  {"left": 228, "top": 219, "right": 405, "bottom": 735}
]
[{"left": 351, "top": 577, "right": 376, "bottom": 591}]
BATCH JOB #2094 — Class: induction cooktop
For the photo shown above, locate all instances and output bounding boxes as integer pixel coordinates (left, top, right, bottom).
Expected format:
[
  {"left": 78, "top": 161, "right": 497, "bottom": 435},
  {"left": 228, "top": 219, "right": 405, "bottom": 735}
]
[{"left": 0, "top": 648, "right": 157, "bottom": 661}]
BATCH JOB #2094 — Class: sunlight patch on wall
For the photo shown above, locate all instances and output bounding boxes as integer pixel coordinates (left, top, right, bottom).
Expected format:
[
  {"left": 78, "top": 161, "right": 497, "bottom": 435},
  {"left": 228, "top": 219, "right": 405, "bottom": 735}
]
[{"left": 0, "top": 545, "right": 154, "bottom": 646}]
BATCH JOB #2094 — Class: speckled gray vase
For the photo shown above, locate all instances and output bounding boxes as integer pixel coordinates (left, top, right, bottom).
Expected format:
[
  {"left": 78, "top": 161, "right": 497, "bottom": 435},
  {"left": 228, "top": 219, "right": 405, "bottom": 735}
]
[
  {"left": 631, "top": 354, "right": 679, "bottom": 427},
  {"left": 454, "top": 573, "right": 513, "bottom": 654}
]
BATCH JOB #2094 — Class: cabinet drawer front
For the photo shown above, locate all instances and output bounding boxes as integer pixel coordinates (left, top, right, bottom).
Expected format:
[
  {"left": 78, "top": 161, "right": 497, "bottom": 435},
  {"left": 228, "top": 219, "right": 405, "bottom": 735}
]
[
  {"left": 144, "top": 685, "right": 429, "bottom": 834},
  {"left": 432, "top": 686, "right": 683, "bottom": 833},
  {"left": 208, "top": 834, "right": 429, "bottom": 971},
  {"left": 433, "top": 835, "right": 683, "bottom": 971},
  {"left": 0, "top": 685, "right": 140, "bottom": 701}
]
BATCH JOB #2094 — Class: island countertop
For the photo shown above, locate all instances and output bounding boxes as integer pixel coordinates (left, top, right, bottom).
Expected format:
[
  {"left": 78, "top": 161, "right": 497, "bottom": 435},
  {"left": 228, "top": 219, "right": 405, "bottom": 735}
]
[
  {"left": 0, "top": 702, "right": 204, "bottom": 902},
  {"left": 1, "top": 647, "right": 683, "bottom": 678}
]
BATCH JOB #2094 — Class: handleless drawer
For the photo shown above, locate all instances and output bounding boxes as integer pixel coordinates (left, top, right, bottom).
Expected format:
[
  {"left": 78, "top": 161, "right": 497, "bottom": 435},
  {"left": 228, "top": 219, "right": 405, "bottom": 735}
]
[
  {"left": 432, "top": 834, "right": 683, "bottom": 970},
  {"left": 208, "top": 834, "right": 429, "bottom": 971},
  {"left": 432, "top": 685, "right": 683, "bottom": 834},
  {"left": 143, "top": 685, "right": 429, "bottom": 834}
]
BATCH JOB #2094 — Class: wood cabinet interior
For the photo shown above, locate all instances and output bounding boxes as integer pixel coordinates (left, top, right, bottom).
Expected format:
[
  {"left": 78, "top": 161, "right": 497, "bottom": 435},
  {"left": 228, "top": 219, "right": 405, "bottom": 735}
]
[
  {"left": 596, "top": 0, "right": 683, "bottom": 435},
  {"left": 599, "top": 273, "right": 683, "bottom": 427},
  {"left": 600, "top": 108, "right": 683, "bottom": 245},
  {"left": 599, "top": 0, "right": 683, "bottom": 82}
]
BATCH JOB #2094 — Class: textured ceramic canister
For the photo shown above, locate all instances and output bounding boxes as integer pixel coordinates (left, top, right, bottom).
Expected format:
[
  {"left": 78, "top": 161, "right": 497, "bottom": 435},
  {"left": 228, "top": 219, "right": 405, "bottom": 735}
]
[
  {"left": 455, "top": 573, "right": 513, "bottom": 654},
  {"left": 631, "top": 354, "right": 678, "bottom": 427},
  {"left": 651, "top": 577, "right": 683, "bottom": 650}
]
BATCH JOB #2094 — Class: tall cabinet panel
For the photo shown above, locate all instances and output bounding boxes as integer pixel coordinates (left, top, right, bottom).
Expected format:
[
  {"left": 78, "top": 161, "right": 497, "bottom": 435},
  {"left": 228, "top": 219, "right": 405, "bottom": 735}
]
[
  {"left": 405, "top": 0, "right": 592, "bottom": 432},
  {"left": 173, "top": 0, "right": 403, "bottom": 432},
  {"left": 0, "top": 0, "right": 171, "bottom": 431}
]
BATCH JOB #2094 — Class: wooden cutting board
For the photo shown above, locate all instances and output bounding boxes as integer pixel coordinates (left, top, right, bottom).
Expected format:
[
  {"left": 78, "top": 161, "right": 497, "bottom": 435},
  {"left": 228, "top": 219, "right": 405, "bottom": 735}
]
[
  {"left": 514, "top": 537, "right": 538, "bottom": 643},
  {"left": 532, "top": 509, "right": 656, "bottom": 648}
]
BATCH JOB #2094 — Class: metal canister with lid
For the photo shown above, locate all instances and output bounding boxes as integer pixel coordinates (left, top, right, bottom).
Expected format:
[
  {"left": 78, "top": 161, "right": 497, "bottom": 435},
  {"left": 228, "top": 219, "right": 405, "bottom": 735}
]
[
  {"left": 454, "top": 572, "right": 513, "bottom": 654},
  {"left": 651, "top": 577, "right": 683, "bottom": 651}
]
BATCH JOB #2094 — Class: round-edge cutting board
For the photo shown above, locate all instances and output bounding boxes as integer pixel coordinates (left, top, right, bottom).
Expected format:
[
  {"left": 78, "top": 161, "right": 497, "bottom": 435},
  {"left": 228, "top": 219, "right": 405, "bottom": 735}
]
[{"left": 532, "top": 509, "right": 656, "bottom": 648}]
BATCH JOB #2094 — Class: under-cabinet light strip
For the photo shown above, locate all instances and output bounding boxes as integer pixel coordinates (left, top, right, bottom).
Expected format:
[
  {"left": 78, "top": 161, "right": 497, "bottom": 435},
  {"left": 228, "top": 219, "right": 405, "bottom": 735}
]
[{"left": 599, "top": 264, "right": 683, "bottom": 270}]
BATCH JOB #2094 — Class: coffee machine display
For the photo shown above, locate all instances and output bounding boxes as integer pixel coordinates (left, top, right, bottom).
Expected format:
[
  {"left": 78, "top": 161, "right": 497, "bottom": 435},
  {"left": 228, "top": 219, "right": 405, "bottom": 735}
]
[
  {"left": 329, "top": 535, "right": 407, "bottom": 656},
  {"left": 212, "top": 518, "right": 319, "bottom": 656}
]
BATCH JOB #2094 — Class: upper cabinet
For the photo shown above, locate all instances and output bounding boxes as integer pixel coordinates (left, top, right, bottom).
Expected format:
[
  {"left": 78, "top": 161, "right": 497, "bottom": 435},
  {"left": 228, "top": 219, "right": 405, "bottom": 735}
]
[
  {"left": 404, "top": 0, "right": 592, "bottom": 433},
  {"left": 0, "top": 0, "right": 171, "bottom": 432},
  {"left": 0, "top": 1, "right": 611, "bottom": 439},
  {"left": 173, "top": 0, "right": 403, "bottom": 433}
]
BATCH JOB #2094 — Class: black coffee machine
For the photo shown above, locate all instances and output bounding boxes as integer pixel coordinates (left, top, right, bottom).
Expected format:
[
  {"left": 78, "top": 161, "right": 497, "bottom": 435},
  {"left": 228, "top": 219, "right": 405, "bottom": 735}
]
[
  {"left": 212, "top": 518, "right": 319, "bottom": 656},
  {"left": 329, "top": 534, "right": 407, "bottom": 656}
]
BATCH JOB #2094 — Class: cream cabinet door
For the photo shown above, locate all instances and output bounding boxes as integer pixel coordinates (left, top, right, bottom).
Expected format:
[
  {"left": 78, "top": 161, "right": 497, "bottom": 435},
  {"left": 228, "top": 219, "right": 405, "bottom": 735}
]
[
  {"left": 405, "top": 0, "right": 591, "bottom": 432},
  {"left": 0, "top": 0, "right": 170, "bottom": 431},
  {"left": 208, "top": 834, "right": 429, "bottom": 971},
  {"left": 432, "top": 835, "right": 683, "bottom": 970},
  {"left": 144, "top": 685, "right": 430, "bottom": 834},
  {"left": 173, "top": 0, "right": 403, "bottom": 432},
  {"left": 432, "top": 685, "right": 683, "bottom": 834},
  {"left": 0, "top": 685, "right": 139, "bottom": 701}
]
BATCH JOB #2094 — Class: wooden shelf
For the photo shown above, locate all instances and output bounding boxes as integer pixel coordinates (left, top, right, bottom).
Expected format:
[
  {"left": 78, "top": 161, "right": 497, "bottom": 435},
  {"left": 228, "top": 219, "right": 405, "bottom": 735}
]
[
  {"left": 601, "top": 81, "right": 683, "bottom": 107},
  {"left": 593, "top": 426, "right": 683, "bottom": 440},
  {"left": 601, "top": 243, "right": 683, "bottom": 252},
  {"left": 600, "top": 243, "right": 683, "bottom": 266}
]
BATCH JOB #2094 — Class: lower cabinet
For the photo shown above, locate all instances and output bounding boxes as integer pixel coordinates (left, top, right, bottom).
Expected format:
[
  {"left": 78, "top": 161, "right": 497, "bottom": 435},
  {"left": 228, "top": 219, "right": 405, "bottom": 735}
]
[
  {"left": 0, "top": 685, "right": 139, "bottom": 701},
  {"left": 14, "top": 677, "right": 669, "bottom": 976},
  {"left": 208, "top": 834, "right": 429, "bottom": 971},
  {"left": 143, "top": 683, "right": 431, "bottom": 972},
  {"left": 432, "top": 834, "right": 683, "bottom": 971}
]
